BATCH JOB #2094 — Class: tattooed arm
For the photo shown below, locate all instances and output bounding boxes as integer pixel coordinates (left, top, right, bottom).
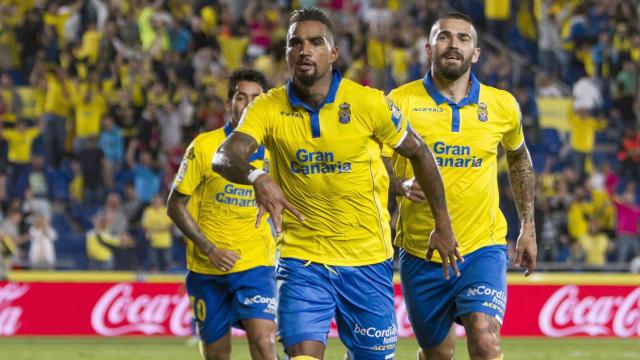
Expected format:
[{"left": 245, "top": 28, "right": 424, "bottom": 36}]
[
  {"left": 395, "top": 128, "right": 461, "bottom": 278},
  {"left": 212, "top": 132, "right": 303, "bottom": 234},
  {"left": 167, "top": 189, "right": 239, "bottom": 272},
  {"left": 505, "top": 144, "right": 537, "bottom": 275}
]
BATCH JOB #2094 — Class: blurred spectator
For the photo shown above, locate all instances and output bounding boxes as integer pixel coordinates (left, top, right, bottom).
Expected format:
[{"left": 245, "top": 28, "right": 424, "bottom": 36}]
[
  {"left": 86, "top": 213, "right": 126, "bottom": 270},
  {"left": 0, "top": 232, "right": 17, "bottom": 280},
  {"left": 77, "top": 136, "right": 106, "bottom": 206},
  {"left": 578, "top": 219, "right": 610, "bottom": 267},
  {"left": 42, "top": 66, "right": 73, "bottom": 167},
  {"left": 141, "top": 193, "right": 173, "bottom": 272},
  {"left": 127, "top": 142, "right": 162, "bottom": 205},
  {"left": 28, "top": 211, "right": 57, "bottom": 269},
  {"left": 610, "top": 184, "right": 640, "bottom": 264},
  {"left": 72, "top": 75, "right": 107, "bottom": 153},
  {"left": 0, "top": 74, "right": 23, "bottom": 125},
  {"left": 0, "top": 118, "right": 43, "bottom": 200},
  {"left": 98, "top": 115, "right": 124, "bottom": 188},
  {"left": 617, "top": 128, "right": 640, "bottom": 183},
  {"left": 568, "top": 107, "right": 606, "bottom": 181}
]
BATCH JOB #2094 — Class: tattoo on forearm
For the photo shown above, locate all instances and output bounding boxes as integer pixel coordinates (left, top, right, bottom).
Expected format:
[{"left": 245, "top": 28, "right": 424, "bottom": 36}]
[
  {"left": 167, "top": 191, "right": 214, "bottom": 254},
  {"left": 506, "top": 145, "right": 535, "bottom": 225},
  {"left": 212, "top": 132, "right": 259, "bottom": 184}
]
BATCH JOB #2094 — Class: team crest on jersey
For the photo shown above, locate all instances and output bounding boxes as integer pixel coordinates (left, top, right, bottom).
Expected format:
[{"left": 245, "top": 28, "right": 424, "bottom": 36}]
[
  {"left": 477, "top": 102, "right": 488, "bottom": 122},
  {"left": 338, "top": 102, "right": 351, "bottom": 124},
  {"left": 185, "top": 146, "right": 195, "bottom": 160}
]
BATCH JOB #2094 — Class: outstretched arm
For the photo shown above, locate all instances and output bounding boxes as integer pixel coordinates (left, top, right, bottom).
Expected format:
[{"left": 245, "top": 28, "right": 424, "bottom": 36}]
[
  {"left": 167, "top": 188, "right": 239, "bottom": 272},
  {"left": 506, "top": 144, "right": 537, "bottom": 276},
  {"left": 394, "top": 129, "right": 461, "bottom": 279},
  {"left": 212, "top": 132, "right": 304, "bottom": 234}
]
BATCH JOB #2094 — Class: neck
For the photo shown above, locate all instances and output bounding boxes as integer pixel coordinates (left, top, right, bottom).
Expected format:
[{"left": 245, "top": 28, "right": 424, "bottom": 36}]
[
  {"left": 431, "top": 70, "right": 472, "bottom": 104},
  {"left": 291, "top": 71, "right": 333, "bottom": 109}
]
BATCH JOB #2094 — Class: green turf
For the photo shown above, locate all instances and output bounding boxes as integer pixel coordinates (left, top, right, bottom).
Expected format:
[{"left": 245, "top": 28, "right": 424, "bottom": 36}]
[{"left": 0, "top": 337, "right": 638, "bottom": 359}]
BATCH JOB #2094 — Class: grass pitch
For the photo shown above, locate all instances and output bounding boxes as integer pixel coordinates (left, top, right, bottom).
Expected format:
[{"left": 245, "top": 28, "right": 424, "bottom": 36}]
[{"left": 0, "top": 337, "right": 638, "bottom": 359}]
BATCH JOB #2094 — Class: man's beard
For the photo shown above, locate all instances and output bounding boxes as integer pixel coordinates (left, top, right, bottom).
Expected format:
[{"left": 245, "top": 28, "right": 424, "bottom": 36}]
[
  {"left": 296, "top": 67, "right": 320, "bottom": 86},
  {"left": 433, "top": 50, "right": 472, "bottom": 80}
]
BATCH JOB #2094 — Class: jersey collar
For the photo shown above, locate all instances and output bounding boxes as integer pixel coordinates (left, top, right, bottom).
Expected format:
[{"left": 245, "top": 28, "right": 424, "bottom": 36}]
[
  {"left": 223, "top": 122, "right": 234, "bottom": 136},
  {"left": 422, "top": 71, "right": 480, "bottom": 108},
  {"left": 286, "top": 70, "right": 342, "bottom": 111}
]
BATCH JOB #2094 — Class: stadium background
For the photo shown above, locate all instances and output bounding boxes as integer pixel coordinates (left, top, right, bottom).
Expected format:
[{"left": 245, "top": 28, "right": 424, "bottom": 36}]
[{"left": 0, "top": 0, "right": 638, "bottom": 358}]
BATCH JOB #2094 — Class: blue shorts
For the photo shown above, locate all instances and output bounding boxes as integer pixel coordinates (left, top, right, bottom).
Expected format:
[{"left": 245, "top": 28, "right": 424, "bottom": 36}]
[
  {"left": 185, "top": 266, "right": 276, "bottom": 344},
  {"left": 399, "top": 245, "right": 508, "bottom": 348},
  {"left": 277, "top": 258, "right": 397, "bottom": 360}
]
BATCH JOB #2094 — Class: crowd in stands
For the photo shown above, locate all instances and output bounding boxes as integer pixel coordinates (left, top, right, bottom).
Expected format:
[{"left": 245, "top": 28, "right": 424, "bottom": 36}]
[{"left": 0, "top": 0, "right": 638, "bottom": 275}]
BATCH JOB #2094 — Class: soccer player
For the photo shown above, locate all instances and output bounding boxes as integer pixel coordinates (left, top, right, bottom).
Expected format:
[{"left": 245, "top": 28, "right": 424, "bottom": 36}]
[
  {"left": 212, "top": 8, "right": 458, "bottom": 360},
  {"left": 167, "top": 69, "right": 276, "bottom": 360},
  {"left": 386, "top": 13, "right": 537, "bottom": 360}
]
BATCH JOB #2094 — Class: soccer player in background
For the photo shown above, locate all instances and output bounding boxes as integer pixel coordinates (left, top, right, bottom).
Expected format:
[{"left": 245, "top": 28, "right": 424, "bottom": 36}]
[
  {"left": 386, "top": 13, "right": 537, "bottom": 360},
  {"left": 167, "top": 69, "right": 276, "bottom": 360},
  {"left": 212, "top": 7, "right": 458, "bottom": 360}
]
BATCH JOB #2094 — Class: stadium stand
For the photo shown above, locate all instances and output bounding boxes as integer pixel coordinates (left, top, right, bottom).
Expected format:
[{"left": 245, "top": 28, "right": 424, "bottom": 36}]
[{"left": 0, "top": 0, "right": 638, "bottom": 273}]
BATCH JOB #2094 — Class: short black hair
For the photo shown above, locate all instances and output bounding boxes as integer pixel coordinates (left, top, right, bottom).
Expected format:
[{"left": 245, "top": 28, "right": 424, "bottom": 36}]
[
  {"left": 289, "top": 7, "right": 335, "bottom": 43},
  {"left": 227, "top": 68, "right": 268, "bottom": 100},
  {"left": 438, "top": 11, "right": 475, "bottom": 26},
  {"left": 431, "top": 11, "right": 478, "bottom": 46}
]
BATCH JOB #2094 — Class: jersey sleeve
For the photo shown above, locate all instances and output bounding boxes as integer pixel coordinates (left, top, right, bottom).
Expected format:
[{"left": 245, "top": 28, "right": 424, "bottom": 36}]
[
  {"left": 371, "top": 92, "right": 410, "bottom": 149},
  {"left": 172, "top": 139, "right": 204, "bottom": 196},
  {"left": 234, "top": 95, "right": 271, "bottom": 146},
  {"left": 501, "top": 94, "right": 525, "bottom": 151}
]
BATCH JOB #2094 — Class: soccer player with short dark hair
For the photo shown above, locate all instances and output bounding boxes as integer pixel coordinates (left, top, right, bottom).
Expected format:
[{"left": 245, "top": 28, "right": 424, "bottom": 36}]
[
  {"left": 213, "top": 7, "right": 458, "bottom": 360},
  {"left": 386, "top": 12, "right": 537, "bottom": 360}
]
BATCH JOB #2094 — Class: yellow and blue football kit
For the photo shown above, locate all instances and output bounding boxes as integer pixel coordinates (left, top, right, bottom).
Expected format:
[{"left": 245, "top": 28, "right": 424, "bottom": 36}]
[
  {"left": 235, "top": 70, "right": 408, "bottom": 358},
  {"left": 389, "top": 72, "right": 524, "bottom": 348},
  {"left": 173, "top": 123, "right": 276, "bottom": 344}
]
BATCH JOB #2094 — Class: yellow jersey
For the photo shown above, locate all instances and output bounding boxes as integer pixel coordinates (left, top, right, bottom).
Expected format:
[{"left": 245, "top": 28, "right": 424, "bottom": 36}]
[
  {"left": 173, "top": 123, "right": 274, "bottom": 275},
  {"left": 2, "top": 128, "right": 40, "bottom": 164},
  {"left": 235, "top": 71, "right": 409, "bottom": 266},
  {"left": 388, "top": 72, "right": 524, "bottom": 262},
  {"left": 141, "top": 205, "right": 173, "bottom": 249}
]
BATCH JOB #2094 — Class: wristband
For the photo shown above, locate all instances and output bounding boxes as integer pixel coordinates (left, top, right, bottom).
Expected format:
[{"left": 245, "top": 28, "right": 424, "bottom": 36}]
[
  {"left": 247, "top": 168, "right": 267, "bottom": 184},
  {"left": 402, "top": 178, "right": 414, "bottom": 197}
]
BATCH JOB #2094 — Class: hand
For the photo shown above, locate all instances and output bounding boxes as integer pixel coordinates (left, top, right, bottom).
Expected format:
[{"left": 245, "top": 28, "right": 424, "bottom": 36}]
[
  {"left": 208, "top": 247, "right": 240, "bottom": 272},
  {"left": 426, "top": 225, "right": 463, "bottom": 280},
  {"left": 402, "top": 178, "right": 426, "bottom": 202},
  {"left": 253, "top": 174, "right": 304, "bottom": 235},
  {"left": 514, "top": 222, "right": 537, "bottom": 276}
]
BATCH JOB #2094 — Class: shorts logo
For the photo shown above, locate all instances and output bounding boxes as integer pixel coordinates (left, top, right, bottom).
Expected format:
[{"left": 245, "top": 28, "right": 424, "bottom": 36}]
[
  {"left": 243, "top": 295, "right": 276, "bottom": 315},
  {"left": 195, "top": 298, "right": 206, "bottom": 321},
  {"left": 467, "top": 285, "right": 506, "bottom": 314},
  {"left": 338, "top": 102, "right": 351, "bottom": 124},
  {"left": 477, "top": 102, "right": 488, "bottom": 122},
  {"left": 354, "top": 324, "right": 398, "bottom": 348}
]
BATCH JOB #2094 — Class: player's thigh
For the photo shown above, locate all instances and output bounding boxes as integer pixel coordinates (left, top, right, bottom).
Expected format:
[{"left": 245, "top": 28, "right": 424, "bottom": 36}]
[
  {"left": 232, "top": 266, "right": 277, "bottom": 325},
  {"left": 334, "top": 260, "right": 397, "bottom": 360},
  {"left": 419, "top": 326, "right": 456, "bottom": 360},
  {"left": 186, "top": 271, "right": 232, "bottom": 345},
  {"left": 276, "top": 258, "right": 335, "bottom": 353},
  {"left": 202, "top": 331, "right": 232, "bottom": 360},
  {"left": 231, "top": 266, "right": 278, "bottom": 352},
  {"left": 454, "top": 246, "right": 508, "bottom": 328},
  {"left": 399, "top": 250, "right": 456, "bottom": 349}
]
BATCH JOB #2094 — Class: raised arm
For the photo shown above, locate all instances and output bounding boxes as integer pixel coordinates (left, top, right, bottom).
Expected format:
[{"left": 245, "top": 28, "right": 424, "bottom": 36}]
[
  {"left": 505, "top": 144, "right": 537, "bottom": 275},
  {"left": 167, "top": 189, "right": 239, "bottom": 272},
  {"left": 394, "top": 129, "right": 461, "bottom": 278},
  {"left": 212, "top": 132, "right": 304, "bottom": 234}
]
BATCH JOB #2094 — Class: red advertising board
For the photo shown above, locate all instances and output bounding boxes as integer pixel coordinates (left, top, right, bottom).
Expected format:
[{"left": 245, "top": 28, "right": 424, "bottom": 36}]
[{"left": 0, "top": 280, "right": 638, "bottom": 337}]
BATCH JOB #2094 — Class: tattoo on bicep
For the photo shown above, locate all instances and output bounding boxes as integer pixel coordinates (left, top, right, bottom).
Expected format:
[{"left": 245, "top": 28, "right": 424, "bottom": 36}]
[
  {"left": 506, "top": 145, "right": 535, "bottom": 224},
  {"left": 213, "top": 132, "right": 259, "bottom": 183}
]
